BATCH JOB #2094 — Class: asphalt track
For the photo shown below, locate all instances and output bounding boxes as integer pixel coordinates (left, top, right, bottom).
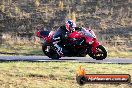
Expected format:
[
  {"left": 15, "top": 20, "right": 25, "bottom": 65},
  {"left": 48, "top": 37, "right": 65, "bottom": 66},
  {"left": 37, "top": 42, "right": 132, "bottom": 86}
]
[{"left": 0, "top": 56, "right": 132, "bottom": 64}]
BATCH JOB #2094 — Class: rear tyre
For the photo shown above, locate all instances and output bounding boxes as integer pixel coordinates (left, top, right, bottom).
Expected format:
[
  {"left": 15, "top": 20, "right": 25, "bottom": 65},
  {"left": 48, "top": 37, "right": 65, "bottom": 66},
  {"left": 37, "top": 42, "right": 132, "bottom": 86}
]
[
  {"left": 88, "top": 45, "right": 107, "bottom": 60},
  {"left": 42, "top": 43, "right": 61, "bottom": 60}
]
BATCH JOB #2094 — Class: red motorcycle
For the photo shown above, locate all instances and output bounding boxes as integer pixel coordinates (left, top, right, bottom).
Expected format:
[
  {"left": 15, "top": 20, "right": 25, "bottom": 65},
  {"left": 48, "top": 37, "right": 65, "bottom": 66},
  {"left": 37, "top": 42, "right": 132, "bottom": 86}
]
[{"left": 36, "top": 28, "right": 107, "bottom": 60}]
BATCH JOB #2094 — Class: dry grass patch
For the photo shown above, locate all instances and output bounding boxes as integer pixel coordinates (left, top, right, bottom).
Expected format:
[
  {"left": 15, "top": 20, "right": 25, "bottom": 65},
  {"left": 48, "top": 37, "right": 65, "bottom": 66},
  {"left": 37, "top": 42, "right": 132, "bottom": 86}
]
[{"left": 0, "top": 62, "right": 131, "bottom": 88}]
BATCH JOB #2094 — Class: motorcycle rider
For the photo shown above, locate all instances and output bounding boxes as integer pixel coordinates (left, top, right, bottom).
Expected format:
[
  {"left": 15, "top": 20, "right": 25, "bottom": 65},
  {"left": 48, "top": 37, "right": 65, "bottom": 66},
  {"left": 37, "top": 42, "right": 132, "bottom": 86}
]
[{"left": 52, "top": 20, "right": 77, "bottom": 56}]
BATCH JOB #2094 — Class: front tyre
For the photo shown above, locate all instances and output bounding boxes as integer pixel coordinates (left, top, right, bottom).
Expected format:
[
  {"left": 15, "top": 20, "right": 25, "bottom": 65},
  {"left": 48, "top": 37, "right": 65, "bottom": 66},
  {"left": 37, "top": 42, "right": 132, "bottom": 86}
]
[
  {"left": 42, "top": 44, "right": 61, "bottom": 60},
  {"left": 89, "top": 45, "right": 107, "bottom": 60}
]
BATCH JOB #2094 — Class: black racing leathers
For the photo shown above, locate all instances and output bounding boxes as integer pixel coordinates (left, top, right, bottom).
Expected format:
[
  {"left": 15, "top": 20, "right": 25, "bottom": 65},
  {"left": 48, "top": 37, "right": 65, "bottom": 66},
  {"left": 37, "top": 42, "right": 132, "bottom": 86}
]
[
  {"left": 52, "top": 25, "right": 82, "bottom": 56},
  {"left": 52, "top": 25, "right": 69, "bottom": 56}
]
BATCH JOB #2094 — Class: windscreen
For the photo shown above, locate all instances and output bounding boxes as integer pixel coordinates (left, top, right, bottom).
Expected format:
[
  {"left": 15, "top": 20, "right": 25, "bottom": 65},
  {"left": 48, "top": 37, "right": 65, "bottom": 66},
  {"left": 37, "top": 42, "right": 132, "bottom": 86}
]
[{"left": 80, "top": 28, "right": 96, "bottom": 38}]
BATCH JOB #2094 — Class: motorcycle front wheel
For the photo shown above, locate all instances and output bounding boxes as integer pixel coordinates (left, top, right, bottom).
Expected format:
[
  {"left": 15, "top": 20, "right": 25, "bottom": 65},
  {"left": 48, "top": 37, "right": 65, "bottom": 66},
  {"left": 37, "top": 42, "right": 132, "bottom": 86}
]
[{"left": 88, "top": 45, "right": 107, "bottom": 60}]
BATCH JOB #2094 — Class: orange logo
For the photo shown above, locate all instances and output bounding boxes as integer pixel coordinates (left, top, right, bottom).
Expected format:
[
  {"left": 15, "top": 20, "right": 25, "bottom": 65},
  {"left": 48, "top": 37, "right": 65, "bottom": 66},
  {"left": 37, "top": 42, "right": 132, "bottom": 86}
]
[{"left": 76, "top": 66, "right": 131, "bottom": 85}]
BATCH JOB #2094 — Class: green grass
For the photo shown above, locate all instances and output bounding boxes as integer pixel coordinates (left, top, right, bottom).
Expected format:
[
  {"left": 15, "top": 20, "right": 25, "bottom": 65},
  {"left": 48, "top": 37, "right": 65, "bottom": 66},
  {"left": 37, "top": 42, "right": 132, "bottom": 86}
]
[
  {"left": 108, "top": 51, "right": 132, "bottom": 58},
  {"left": 0, "top": 62, "right": 131, "bottom": 88},
  {"left": 0, "top": 44, "right": 132, "bottom": 58},
  {"left": 0, "top": 44, "right": 43, "bottom": 56},
  {"left": 106, "top": 47, "right": 132, "bottom": 58}
]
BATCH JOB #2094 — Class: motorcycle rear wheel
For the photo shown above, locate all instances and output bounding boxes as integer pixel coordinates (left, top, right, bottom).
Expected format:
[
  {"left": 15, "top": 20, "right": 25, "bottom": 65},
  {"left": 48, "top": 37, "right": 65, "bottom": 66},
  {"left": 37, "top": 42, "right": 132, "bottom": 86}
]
[{"left": 42, "top": 43, "right": 61, "bottom": 60}]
